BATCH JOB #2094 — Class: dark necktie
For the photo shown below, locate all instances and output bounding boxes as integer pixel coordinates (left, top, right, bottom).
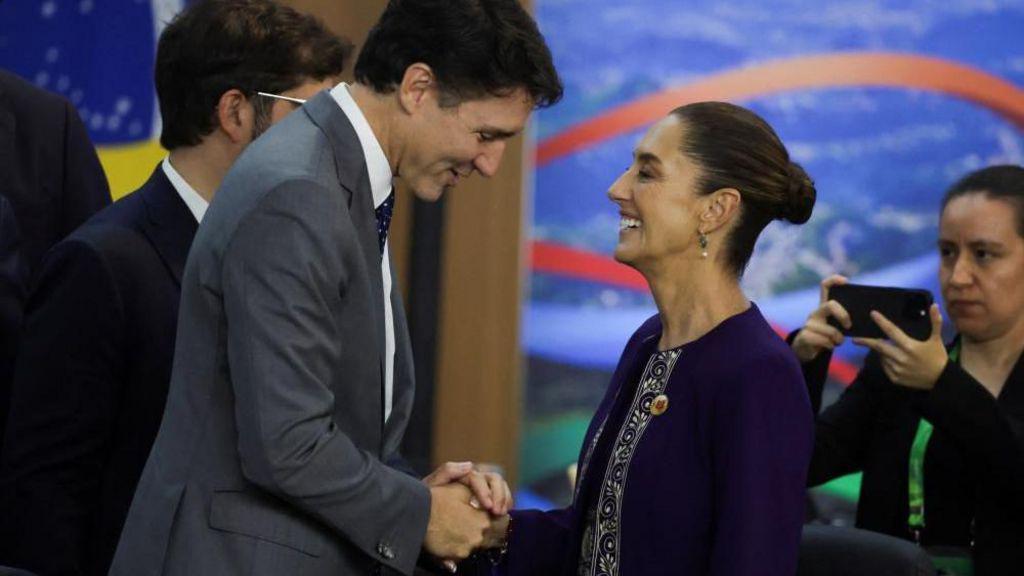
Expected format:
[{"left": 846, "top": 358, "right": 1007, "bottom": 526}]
[{"left": 375, "top": 188, "right": 395, "bottom": 255}]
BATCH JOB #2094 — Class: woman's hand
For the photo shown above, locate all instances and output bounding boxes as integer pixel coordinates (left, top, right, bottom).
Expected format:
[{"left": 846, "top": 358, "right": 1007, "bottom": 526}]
[
  {"left": 483, "top": 514, "right": 511, "bottom": 549},
  {"left": 791, "top": 275, "right": 852, "bottom": 363},
  {"left": 853, "top": 304, "right": 948, "bottom": 390}
]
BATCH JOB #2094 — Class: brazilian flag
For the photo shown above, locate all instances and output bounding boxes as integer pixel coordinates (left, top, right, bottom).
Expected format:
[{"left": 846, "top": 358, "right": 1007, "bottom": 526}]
[{"left": 0, "top": 0, "right": 190, "bottom": 198}]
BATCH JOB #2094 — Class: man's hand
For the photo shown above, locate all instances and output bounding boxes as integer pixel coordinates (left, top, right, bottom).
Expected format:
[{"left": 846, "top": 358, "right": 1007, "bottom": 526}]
[
  {"left": 423, "top": 461, "right": 513, "bottom": 515},
  {"left": 423, "top": 483, "right": 491, "bottom": 562},
  {"left": 791, "top": 274, "right": 852, "bottom": 362},
  {"left": 853, "top": 304, "right": 948, "bottom": 390}
]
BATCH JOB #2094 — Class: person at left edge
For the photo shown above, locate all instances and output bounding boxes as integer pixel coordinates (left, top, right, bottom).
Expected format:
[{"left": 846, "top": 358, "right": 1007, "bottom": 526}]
[
  {"left": 0, "top": 2, "right": 351, "bottom": 575},
  {"left": 0, "top": 194, "right": 27, "bottom": 436},
  {"left": 0, "top": 68, "right": 111, "bottom": 452}
]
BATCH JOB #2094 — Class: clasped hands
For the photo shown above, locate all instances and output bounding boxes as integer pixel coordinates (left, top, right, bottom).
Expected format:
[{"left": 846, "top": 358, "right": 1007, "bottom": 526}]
[
  {"left": 422, "top": 461, "right": 513, "bottom": 572},
  {"left": 792, "top": 274, "right": 948, "bottom": 390}
]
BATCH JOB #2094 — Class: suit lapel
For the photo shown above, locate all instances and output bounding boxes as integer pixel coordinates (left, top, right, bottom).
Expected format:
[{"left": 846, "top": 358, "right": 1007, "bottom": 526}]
[
  {"left": 138, "top": 166, "right": 199, "bottom": 287},
  {"left": 302, "top": 92, "right": 388, "bottom": 417}
]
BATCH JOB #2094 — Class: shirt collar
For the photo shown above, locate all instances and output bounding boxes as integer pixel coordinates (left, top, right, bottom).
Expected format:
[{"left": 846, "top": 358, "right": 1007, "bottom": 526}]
[
  {"left": 161, "top": 156, "right": 208, "bottom": 223},
  {"left": 329, "top": 83, "right": 393, "bottom": 208}
]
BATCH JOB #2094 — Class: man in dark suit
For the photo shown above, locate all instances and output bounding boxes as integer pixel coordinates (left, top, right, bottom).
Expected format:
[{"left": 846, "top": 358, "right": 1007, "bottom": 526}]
[
  {"left": 109, "top": 1, "right": 562, "bottom": 574},
  {"left": 0, "top": 2, "right": 352, "bottom": 575},
  {"left": 0, "top": 195, "right": 26, "bottom": 410},
  {"left": 0, "top": 69, "right": 111, "bottom": 447}
]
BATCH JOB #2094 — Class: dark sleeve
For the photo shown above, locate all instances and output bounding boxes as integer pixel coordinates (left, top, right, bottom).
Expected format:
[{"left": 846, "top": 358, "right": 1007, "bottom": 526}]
[
  {"left": 806, "top": 352, "right": 887, "bottom": 486},
  {"left": 59, "top": 99, "right": 110, "bottom": 234},
  {"left": 0, "top": 239, "right": 125, "bottom": 575},
  {"left": 786, "top": 327, "right": 883, "bottom": 487},
  {"left": 486, "top": 507, "right": 573, "bottom": 576},
  {"left": 921, "top": 361, "right": 1024, "bottom": 512},
  {"left": 708, "top": 354, "right": 814, "bottom": 576},
  {"left": 384, "top": 450, "right": 421, "bottom": 478},
  {"left": 785, "top": 328, "right": 831, "bottom": 414},
  {"left": 0, "top": 195, "right": 28, "bottom": 448}
]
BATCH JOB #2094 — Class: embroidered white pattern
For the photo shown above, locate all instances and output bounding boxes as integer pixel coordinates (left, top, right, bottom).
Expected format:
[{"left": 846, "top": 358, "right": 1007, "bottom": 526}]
[{"left": 578, "top": 349, "right": 680, "bottom": 576}]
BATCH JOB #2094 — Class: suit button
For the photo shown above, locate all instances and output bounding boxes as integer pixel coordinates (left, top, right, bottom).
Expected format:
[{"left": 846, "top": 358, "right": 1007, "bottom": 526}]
[{"left": 377, "top": 541, "right": 396, "bottom": 560}]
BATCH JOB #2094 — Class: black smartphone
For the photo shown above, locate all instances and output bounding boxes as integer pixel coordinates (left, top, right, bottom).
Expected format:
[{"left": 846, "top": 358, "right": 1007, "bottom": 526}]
[{"left": 827, "top": 284, "right": 934, "bottom": 341}]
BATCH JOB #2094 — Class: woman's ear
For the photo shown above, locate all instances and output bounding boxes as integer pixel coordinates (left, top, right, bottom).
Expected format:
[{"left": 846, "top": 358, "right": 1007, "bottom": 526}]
[{"left": 700, "top": 188, "right": 742, "bottom": 234}]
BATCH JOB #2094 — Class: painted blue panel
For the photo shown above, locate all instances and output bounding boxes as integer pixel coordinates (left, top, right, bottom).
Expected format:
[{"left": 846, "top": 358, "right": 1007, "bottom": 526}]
[{"left": 0, "top": 0, "right": 184, "bottom": 144}]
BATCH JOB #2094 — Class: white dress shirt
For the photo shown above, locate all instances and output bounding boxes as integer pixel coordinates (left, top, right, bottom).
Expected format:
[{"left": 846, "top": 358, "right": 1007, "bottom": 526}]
[
  {"left": 161, "top": 156, "right": 209, "bottom": 224},
  {"left": 330, "top": 83, "right": 396, "bottom": 423}
]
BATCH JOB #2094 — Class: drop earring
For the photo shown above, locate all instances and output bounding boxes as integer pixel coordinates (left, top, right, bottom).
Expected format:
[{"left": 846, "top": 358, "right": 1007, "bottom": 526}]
[{"left": 698, "top": 231, "right": 709, "bottom": 259}]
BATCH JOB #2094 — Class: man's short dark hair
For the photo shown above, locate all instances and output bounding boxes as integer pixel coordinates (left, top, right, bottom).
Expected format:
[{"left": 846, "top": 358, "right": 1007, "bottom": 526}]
[
  {"left": 354, "top": 0, "right": 562, "bottom": 108},
  {"left": 156, "top": 0, "right": 353, "bottom": 150}
]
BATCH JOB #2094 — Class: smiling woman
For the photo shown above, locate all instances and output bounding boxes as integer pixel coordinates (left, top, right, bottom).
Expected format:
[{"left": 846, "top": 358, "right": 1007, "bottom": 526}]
[
  {"left": 490, "top": 102, "right": 818, "bottom": 576},
  {"left": 607, "top": 102, "right": 815, "bottom": 281}
]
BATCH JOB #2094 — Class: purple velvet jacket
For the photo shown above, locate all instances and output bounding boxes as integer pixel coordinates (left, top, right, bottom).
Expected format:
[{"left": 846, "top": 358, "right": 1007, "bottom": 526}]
[{"left": 500, "top": 305, "right": 813, "bottom": 576}]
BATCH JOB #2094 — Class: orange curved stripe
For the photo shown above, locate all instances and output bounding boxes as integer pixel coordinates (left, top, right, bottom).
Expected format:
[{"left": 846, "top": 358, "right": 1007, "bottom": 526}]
[
  {"left": 532, "top": 240, "right": 647, "bottom": 291},
  {"left": 536, "top": 52, "right": 1024, "bottom": 166}
]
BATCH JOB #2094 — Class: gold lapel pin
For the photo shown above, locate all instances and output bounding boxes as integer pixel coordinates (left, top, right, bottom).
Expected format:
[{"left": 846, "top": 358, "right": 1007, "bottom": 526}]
[{"left": 650, "top": 394, "right": 669, "bottom": 416}]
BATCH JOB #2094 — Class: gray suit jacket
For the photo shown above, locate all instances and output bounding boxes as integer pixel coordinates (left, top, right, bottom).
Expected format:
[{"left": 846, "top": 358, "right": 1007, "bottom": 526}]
[{"left": 108, "top": 93, "right": 430, "bottom": 576}]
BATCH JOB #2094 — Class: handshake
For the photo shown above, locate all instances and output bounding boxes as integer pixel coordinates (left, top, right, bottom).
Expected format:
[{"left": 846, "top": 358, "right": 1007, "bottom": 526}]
[{"left": 422, "top": 461, "right": 513, "bottom": 571}]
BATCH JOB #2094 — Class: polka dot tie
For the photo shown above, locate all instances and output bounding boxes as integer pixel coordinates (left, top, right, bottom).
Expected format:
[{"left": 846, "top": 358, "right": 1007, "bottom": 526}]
[{"left": 375, "top": 188, "right": 395, "bottom": 255}]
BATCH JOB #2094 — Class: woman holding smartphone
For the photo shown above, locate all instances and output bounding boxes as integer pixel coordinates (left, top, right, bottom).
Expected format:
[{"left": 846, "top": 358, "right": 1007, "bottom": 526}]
[{"left": 791, "top": 165, "right": 1024, "bottom": 576}]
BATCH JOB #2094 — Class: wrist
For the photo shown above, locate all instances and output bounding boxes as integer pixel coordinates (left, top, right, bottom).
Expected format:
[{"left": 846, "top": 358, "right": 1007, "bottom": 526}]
[
  {"left": 792, "top": 339, "right": 818, "bottom": 363},
  {"left": 925, "top": 356, "right": 949, "bottom": 390},
  {"left": 485, "top": 514, "right": 512, "bottom": 565}
]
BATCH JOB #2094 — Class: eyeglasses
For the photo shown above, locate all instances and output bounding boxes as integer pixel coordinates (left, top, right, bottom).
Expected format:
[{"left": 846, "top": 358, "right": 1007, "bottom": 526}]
[{"left": 256, "top": 92, "right": 307, "bottom": 105}]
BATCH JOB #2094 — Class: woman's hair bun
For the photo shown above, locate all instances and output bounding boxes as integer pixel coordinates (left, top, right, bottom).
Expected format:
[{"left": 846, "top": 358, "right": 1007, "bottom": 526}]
[{"left": 781, "top": 161, "right": 816, "bottom": 224}]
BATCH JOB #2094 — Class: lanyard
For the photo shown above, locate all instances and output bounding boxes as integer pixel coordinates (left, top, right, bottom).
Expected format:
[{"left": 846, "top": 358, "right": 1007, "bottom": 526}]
[
  {"left": 908, "top": 342, "right": 959, "bottom": 538},
  {"left": 907, "top": 343, "right": 974, "bottom": 575}
]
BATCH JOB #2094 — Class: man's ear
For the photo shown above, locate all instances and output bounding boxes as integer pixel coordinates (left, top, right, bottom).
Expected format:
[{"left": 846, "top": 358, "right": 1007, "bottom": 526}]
[
  {"left": 214, "top": 88, "right": 254, "bottom": 144},
  {"left": 397, "top": 62, "right": 437, "bottom": 115},
  {"left": 699, "top": 187, "right": 742, "bottom": 234}
]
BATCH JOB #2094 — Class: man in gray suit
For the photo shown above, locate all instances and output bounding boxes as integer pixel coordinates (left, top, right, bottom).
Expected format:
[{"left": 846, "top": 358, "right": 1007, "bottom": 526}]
[{"left": 109, "top": 0, "right": 562, "bottom": 574}]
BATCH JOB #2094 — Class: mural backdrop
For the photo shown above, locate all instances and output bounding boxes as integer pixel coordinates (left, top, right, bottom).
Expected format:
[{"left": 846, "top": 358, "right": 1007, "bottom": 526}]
[
  {"left": 3, "top": 0, "right": 1024, "bottom": 516},
  {"left": 520, "top": 0, "right": 1024, "bottom": 514}
]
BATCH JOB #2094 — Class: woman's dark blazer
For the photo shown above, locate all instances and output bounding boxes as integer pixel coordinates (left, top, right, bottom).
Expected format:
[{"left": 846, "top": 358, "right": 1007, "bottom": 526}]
[{"left": 498, "top": 306, "right": 813, "bottom": 576}]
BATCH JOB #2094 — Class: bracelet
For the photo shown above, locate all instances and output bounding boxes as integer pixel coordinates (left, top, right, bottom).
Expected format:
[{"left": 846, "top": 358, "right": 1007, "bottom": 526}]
[{"left": 486, "top": 515, "right": 512, "bottom": 566}]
